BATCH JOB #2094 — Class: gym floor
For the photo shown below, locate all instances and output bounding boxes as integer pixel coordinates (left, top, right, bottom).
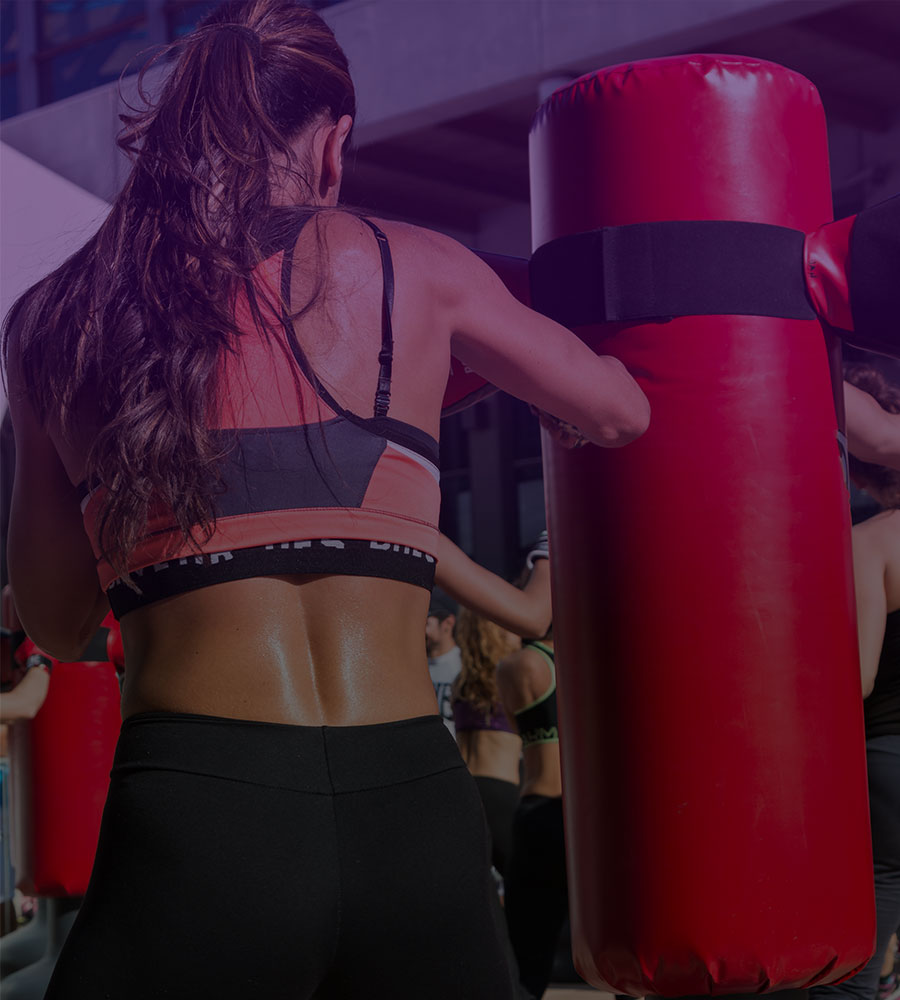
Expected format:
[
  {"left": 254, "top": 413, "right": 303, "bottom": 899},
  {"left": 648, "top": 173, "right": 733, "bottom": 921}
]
[{"left": 545, "top": 987, "right": 609, "bottom": 998}]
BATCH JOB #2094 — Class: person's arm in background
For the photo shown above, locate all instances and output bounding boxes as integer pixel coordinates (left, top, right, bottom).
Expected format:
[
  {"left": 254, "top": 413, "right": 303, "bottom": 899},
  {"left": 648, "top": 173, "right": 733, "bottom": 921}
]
[
  {"left": 435, "top": 533, "right": 551, "bottom": 639},
  {"left": 845, "top": 381, "right": 900, "bottom": 470},
  {"left": 851, "top": 515, "right": 888, "bottom": 698},
  {"left": 0, "top": 661, "right": 50, "bottom": 722}
]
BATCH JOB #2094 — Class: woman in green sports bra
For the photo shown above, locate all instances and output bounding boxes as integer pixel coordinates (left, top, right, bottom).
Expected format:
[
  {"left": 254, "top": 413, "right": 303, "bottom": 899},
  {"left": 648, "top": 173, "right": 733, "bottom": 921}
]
[
  {"left": 502, "top": 639, "right": 559, "bottom": 775},
  {"left": 497, "top": 634, "right": 571, "bottom": 1000}
]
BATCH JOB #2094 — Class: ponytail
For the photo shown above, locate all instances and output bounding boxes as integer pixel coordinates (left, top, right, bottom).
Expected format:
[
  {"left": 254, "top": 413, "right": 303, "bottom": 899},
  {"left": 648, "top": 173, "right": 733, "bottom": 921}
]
[{"left": 1, "top": 0, "right": 356, "bottom": 583}]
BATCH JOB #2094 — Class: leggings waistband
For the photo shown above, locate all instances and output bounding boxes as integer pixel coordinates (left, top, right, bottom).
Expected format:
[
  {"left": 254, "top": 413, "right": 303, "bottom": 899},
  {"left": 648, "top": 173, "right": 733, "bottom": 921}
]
[{"left": 114, "top": 711, "right": 462, "bottom": 794}]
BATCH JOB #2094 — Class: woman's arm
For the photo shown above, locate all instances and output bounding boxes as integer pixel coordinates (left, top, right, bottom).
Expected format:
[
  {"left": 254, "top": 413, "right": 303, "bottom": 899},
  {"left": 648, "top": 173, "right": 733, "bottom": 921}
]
[
  {"left": 845, "top": 381, "right": 900, "bottom": 470},
  {"left": 431, "top": 234, "right": 650, "bottom": 448},
  {"left": 851, "top": 518, "right": 888, "bottom": 698},
  {"left": 6, "top": 328, "right": 109, "bottom": 660},
  {"left": 434, "top": 533, "right": 551, "bottom": 639}
]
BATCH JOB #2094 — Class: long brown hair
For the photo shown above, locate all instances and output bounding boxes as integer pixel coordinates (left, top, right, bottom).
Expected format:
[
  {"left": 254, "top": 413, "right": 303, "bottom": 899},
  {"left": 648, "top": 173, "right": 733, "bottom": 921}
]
[
  {"left": 846, "top": 361, "right": 900, "bottom": 509},
  {"left": 1, "top": 0, "right": 355, "bottom": 582},
  {"left": 454, "top": 608, "right": 521, "bottom": 713}
]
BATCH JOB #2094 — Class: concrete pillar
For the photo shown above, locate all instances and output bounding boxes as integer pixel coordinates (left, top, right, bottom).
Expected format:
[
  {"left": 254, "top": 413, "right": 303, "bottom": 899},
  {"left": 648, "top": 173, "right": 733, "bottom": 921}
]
[{"left": 462, "top": 395, "right": 518, "bottom": 578}]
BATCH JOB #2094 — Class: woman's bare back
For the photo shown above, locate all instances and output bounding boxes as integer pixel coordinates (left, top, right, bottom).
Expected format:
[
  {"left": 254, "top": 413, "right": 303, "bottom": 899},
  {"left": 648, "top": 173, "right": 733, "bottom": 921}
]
[
  {"left": 119, "top": 214, "right": 456, "bottom": 724},
  {"left": 13, "top": 210, "right": 648, "bottom": 726}
]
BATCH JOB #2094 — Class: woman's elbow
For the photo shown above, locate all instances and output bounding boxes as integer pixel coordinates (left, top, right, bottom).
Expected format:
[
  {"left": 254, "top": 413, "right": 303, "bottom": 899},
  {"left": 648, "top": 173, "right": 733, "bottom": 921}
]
[
  {"left": 590, "top": 359, "right": 650, "bottom": 448},
  {"left": 860, "top": 659, "right": 878, "bottom": 699},
  {"left": 19, "top": 702, "right": 41, "bottom": 722},
  {"left": 614, "top": 396, "right": 651, "bottom": 446},
  {"left": 592, "top": 390, "right": 651, "bottom": 448},
  {"left": 514, "top": 598, "right": 552, "bottom": 640},
  {"left": 527, "top": 614, "right": 553, "bottom": 641}
]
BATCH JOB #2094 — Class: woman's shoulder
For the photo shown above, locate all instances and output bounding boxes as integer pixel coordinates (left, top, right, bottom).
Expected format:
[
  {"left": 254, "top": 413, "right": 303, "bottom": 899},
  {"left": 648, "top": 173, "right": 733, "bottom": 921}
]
[
  {"left": 860, "top": 509, "right": 900, "bottom": 612},
  {"left": 854, "top": 506, "right": 900, "bottom": 539},
  {"left": 354, "top": 214, "right": 456, "bottom": 248},
  {"left": 301, "top": 210, "right": 468, "bottom": 287},
  {"left": 853, "top": 508, "right": 900, "bottom": 582},
  {"left": 308, "top": 209, "right": 455, "bottom": 249},
  {"left": 497, "top": 643, "right": 553, "bottom": 688},
  {"left": 324, "top": 211, "right": 480, "bottom": 279}
]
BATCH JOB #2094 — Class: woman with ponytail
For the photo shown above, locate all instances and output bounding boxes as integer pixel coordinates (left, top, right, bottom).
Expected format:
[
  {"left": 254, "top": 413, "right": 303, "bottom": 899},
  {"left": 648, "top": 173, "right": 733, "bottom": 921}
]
[{"left": 3, "top": 1, "right": 649, "bottom": 995}]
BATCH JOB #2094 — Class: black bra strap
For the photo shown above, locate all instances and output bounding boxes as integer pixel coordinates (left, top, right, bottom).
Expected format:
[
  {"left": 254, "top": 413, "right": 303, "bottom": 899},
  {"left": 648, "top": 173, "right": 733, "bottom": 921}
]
[
  {"left": 360, "top": 218, "right": 395, "bottom": 418},
  {"left": 279, "top": 213, "right": 396, "bottom": 419},
  {"left": 275, "top": 214, "right": 438, "bottom": 464}
]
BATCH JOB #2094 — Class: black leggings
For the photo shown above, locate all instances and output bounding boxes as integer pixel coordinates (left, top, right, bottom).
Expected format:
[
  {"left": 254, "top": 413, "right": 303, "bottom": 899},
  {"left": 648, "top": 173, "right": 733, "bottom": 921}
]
[
  {"left": 504, "top": 794, "right": 569, "bottom": 1000},
  {"left": 45, "top": 711, "right": 516, "bottom": 999},
  {"left": 473, "top": 774, "right": 520, "bottom": 877}
]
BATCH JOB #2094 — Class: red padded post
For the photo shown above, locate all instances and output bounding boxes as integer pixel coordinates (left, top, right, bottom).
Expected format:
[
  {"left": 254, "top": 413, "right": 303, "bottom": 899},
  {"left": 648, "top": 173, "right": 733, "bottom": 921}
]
[{"left": 529, "top": 55, "right": 874, "bottom": 995}]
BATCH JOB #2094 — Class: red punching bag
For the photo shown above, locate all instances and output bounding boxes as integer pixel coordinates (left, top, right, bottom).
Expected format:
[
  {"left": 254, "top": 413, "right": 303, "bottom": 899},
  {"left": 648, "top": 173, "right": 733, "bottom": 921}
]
[
  {"left": 11, "top": 615, "right": 121, "bottom": 896},
  {"left": 529, "top": 55, "right": 874, "bottom": 994}
]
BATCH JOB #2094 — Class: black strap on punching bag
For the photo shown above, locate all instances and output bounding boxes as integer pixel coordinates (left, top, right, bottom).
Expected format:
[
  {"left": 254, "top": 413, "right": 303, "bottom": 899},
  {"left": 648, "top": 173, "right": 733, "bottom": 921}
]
[{"left": 529, "top": 220, "right": 816, "bottom": 327}]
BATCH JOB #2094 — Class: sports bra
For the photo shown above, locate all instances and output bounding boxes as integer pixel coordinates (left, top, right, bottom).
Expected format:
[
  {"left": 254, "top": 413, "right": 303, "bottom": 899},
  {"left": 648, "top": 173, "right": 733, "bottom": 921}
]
[
  {"left": 513, "top": 641, "right": 558, "bottom": 748},
  {"left": 451, "top": 696, "right": 517, "bottom": 735},
  {"left": 79, "top": 209, "right": 441, "bottom": 617}
]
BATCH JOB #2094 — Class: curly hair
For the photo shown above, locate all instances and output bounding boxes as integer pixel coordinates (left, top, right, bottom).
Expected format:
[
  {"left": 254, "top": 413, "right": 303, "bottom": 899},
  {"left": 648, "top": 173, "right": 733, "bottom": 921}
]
[
  {"left": 453, "top": 608, "right": 520, "bottom": 715},
  {"left": 846, "top": 362, "right": 900, "bottom": 509}
]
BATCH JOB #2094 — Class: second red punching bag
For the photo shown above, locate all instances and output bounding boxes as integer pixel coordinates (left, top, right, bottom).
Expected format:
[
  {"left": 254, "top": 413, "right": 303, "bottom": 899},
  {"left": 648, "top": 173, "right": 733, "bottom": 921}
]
[
  {"left": 12, "top": 615, "right": 121, "bottom": 896},
  {"left": 529, "top": 56, "right": 874, "bottom": 994}
]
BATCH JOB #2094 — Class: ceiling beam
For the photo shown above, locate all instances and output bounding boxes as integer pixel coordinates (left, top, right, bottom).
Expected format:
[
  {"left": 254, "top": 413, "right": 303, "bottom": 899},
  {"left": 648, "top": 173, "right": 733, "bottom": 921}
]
[
  {"left": 798, "top": 4, "right": 900, "bottom": 67},
  {"left": 354, "top": 144, "right": 530, "bottom": 203},
  {"left": 818, "top": 87, "right": 898, "bottom": 133},
  {"left": 340, "top": 168, "right": 484, "bottom": 233},
  {"left": 441, "top": 110, "right": 532, "bottom": 151}
]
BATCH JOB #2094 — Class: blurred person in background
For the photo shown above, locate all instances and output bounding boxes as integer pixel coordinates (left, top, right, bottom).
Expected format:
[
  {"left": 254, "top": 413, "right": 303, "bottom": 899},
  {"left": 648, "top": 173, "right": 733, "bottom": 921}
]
[
  {"left": 879, "top": 933, "right": 899, "bottom": 1000},
  {"left": 439, "top": 532, "right": 563, "bottom": 996},
  {"left": 812, "top": 362, "right": 900, "bottom": 1000},
  {"left": 426, "top": 590, "right": 461, "bottom": 735},
  {"left": 452, "top": 607, "right": 522, "bottom": 879},
  {"left": 497, "top": 628, "right": 565, "bottom": 1000},
  {"left": 845, "top": 379, "right": 900, "bottom": 472},
  {"left": 1, "top": 587, "right": 50, "bottom": 724}
]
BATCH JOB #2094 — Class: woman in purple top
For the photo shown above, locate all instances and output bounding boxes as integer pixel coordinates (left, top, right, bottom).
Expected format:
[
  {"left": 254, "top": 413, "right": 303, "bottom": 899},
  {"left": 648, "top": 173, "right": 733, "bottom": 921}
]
[{"left": 452, "top": 608, "right": 522, "bottom": 877}]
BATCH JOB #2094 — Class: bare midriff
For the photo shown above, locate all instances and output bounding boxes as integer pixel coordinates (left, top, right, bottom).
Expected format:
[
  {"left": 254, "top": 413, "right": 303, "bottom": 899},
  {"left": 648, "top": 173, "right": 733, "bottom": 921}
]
[
  {"left": 520, "top": 744, "right": 563, "bottom": 799},
  {"left": 456, "top": 729, "right": 521, "bottom": 785},
  {"left": 118, "top": 574, "right": 438, "bottom": 726}
]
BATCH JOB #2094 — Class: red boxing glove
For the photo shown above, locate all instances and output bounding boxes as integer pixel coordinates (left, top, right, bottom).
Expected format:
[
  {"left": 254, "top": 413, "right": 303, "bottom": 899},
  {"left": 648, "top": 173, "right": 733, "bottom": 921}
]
[
  {"left": 105, "top": 621, "right": 125, "bottom": 673},
  {"left": 804, "top": 213, "right": 855, "bottom": 333},
  {"left": 804, "top": 194, "right": 900, "bottom": 358}
]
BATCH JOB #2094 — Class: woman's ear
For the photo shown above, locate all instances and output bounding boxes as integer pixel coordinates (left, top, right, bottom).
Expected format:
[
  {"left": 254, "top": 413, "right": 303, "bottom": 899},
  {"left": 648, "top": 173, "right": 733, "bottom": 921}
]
[{"left": 319, "top": 114, "right": 353, "bottom": 201}]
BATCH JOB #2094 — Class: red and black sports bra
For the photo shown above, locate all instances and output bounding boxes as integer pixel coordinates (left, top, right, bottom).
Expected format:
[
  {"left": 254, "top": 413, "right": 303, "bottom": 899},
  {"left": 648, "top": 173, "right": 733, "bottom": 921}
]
[{"left": 80, "top": 209, "right": 441, "bottom": 618}]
